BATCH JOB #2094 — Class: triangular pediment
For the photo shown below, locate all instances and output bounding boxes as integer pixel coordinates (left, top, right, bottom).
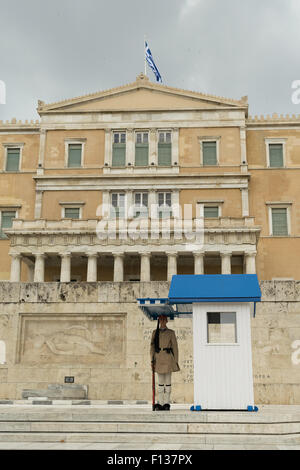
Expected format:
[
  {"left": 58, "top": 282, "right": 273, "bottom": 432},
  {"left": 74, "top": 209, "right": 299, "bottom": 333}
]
[{"left": 38, "top": 74, "right": 248, "bottom": 114}]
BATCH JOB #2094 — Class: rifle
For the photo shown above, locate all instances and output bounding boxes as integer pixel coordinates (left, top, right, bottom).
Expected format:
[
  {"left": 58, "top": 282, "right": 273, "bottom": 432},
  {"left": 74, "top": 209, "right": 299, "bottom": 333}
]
[{"left": 151, "top": 359, "right": 156, "bottom": 411}]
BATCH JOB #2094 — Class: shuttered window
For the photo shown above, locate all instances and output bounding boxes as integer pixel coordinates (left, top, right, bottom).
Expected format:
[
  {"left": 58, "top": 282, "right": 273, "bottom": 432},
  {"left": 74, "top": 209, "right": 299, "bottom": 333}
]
[
  {"left": 111, "top": 193, "right": 125, "bottom": 218},
  {"left": 202, "top": 141, "right": 217, "bottom": 166},
  {"left": 135, "top": 132, "right": 149, "bottom": 166},
  {"left": 204, "top": 206, "right": 219, "bottom": 218},
  {"left": 134, "top": 192, "right": 148, "bottom": 218},
  {"left": 68, "top": 144, "right": 82, "bottom": 167},
  {"left": 0, "top": 211, "right": 16, "bottom": 239},
  {"left": 269, "top": 144, "right": 284, "bottom": 167},
  {"left": 158, "top": 131, "right": 172, "bottom": 166},
  {"left": 64, "top": 208, "right": 80, "bottom": 219},
  {"left": 6, "top": 148, "right": 20, "bottom": 171},
  {"left": 272, "top": 208, "right": 288, "bottom": 236},
  {"left": 112, "top": 132, "right": 126, "bottom": 167}
]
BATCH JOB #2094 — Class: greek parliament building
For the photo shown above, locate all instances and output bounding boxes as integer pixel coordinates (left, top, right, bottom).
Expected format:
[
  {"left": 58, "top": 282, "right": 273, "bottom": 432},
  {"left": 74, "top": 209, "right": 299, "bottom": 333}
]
[{"left": 0, "top": 73, "right": 299, "bottom": 404}]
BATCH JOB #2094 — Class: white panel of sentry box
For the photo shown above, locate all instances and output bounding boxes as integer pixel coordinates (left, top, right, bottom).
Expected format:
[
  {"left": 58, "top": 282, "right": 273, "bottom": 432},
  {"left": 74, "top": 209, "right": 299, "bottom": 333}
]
[{"left": 193, "top": 302, "right": 254, "bottom": 410}]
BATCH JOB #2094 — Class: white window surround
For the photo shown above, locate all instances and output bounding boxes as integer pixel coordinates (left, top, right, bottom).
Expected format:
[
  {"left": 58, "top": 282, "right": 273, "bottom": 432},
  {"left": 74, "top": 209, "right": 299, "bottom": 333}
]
[
  {"left": 64, "top": 139, "right": 86, "bottom": 168},
  {"left": 0, "top": 209, "right": 18, "bottom": 238},
  {"left": 60, "top": 202, "right": 85, "bottom": 219},
  {"left": 265, "top": 138, "right": 287, "bottom": 168},
  {"left": 266, "top": 202, "right": 292, "bottom": 236},
  {"left": 3, "top": 143, "right": 24, "bottom": 172},
  {"left": 198, "top": 136, "right": 221, "bottom": 166},
  {"left": 197, "top": 201, "right": 223, "bottom": 218}
]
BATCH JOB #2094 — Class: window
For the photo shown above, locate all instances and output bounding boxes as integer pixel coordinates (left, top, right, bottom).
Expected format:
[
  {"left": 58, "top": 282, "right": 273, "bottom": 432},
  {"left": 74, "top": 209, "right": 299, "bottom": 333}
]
[
  {"left": 134, "top": 192, "right": 148, "bottom": 218},
  {"left": 6, "top": 148, "right": 20, "bottom": 171},
  {"left": 158, "top": 192, "right": 172, "bottom": 219},
  {"left": 111, "top": 193, "right": 125, "bottom": 218},
  {"left": 67, "top": 143, "right": 82, "bottom": 167},
  {"left": 202, "top": 141, "right": 217, "bottom": 166},
  {"left": 0, "top": 211, "right": 16, "bottom": 239},
  {"left": 112, "top": 132, "right": 126, "bottom": 167},
  {"left": 269, "top": 143, "right": 284, "bottom": 168},
  {"left": 271, "top": 207, "right": 288, "bottom": 236},
  {"left": 207, "top": 312, "right": 237, "bottom": 344},
  {"left": 135, "top": 132, "right": 149, "bottom": 166},
  {"left": 158, "top": 131, "right": 172, "bottom": 166},
  {"left": 204, "top": 206, "right": 219, "bottom": 218},
  {"left": 64, "top": 207, "right": 80, "bottom": 219}
]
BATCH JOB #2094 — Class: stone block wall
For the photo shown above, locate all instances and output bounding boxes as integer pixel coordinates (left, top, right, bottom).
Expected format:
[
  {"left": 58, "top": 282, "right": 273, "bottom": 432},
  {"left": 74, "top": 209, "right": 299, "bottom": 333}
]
[{"left": 0, "top": 281, "right": 299, "bottom": 404}]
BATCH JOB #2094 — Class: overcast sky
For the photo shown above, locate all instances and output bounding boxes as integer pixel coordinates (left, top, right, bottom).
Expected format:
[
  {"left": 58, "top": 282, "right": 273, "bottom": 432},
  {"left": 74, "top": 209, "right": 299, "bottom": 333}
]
[{"left": 1, "top": 0, "right": 300, "bottom": 121}]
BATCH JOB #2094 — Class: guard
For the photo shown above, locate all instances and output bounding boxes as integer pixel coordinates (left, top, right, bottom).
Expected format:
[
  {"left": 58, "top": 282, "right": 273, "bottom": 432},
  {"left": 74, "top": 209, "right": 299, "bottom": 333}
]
[{"left": 150, "top": 314, "right": 180, "bottom": 411}]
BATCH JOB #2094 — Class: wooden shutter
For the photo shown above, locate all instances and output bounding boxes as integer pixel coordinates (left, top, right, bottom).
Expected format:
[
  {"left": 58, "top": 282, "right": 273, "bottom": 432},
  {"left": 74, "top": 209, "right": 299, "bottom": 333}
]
[
  {"left": 272, "top": 208, "right": 288, "bottom": 236},
  {"left": 6, "top": 148, "right": 20, "bottom": 171},
  {"left": 204, "top": 206, "right": 219, "bottom": 218},
  {"left": 158, "top": 142, "right": 172, "bottom": 166},
  {"left": 269, "top": 144, "right": 283, "bottom": 167},
  {"left": 68, "top": 144, "right": 82, "bottom": 167},
  {"left": 203, "top": 142, "right": 217, "bottom": 166},
  {"left": 112, "top": 144, "right": 126, "bottom": 166},
  {"left": 135, "top": 133, "right": 148, "bottom": 166}
]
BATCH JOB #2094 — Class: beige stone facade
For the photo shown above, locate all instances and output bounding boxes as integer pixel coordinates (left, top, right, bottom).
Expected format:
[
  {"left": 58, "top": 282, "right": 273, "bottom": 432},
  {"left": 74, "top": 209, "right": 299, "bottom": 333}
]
[{"left": 0, "top": 74, "right": 299, "bottom": 402}]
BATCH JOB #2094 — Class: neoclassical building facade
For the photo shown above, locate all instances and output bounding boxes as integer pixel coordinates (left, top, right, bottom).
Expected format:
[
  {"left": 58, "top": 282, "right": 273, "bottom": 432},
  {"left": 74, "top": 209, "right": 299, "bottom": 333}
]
[{"left": 0, "top": 74, "right": 299, "bottom": 402}]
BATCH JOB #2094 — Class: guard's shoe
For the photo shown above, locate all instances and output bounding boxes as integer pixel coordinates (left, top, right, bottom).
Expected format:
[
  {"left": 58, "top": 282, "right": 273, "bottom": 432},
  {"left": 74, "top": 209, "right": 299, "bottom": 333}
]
[
  {"left": 163, "top": 403, "right": 170, "bottom": 411},
  {"left": 154, "top": 403, "right": 163, "bottom": 411}
]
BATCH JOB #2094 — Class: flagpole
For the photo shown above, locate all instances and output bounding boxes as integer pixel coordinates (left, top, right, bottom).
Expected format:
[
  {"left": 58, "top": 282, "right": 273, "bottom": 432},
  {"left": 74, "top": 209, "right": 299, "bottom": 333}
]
[{"left": 144, "top": 35, "right": 147, "bottom": 76}]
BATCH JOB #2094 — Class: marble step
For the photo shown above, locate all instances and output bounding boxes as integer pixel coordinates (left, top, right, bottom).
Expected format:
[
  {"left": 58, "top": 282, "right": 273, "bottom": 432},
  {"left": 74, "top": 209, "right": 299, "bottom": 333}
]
[
  {"left": 0, "top": 432, "right": 299, "bottom": 445},
  {"left": 0, "top": 420, "right": 300, "bottom": 435}
]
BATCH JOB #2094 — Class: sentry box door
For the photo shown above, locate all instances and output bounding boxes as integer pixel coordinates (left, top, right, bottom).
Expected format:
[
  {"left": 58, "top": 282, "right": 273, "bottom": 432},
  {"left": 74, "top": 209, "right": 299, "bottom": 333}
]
[{"left": 193, "top": 302, "right": 254, "bottom": 410}]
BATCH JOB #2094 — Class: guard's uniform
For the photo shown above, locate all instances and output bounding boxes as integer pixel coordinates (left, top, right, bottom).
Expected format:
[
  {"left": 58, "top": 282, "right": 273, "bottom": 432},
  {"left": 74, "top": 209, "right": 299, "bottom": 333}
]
[{"left": 150, "top": 327, "right": 180, "bottom": 407}]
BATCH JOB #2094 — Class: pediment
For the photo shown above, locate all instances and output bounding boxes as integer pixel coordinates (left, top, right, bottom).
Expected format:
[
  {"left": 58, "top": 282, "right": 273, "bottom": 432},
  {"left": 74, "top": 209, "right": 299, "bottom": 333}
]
[{"left": 38, "top": 74, "right": 248, "bottom": 114}]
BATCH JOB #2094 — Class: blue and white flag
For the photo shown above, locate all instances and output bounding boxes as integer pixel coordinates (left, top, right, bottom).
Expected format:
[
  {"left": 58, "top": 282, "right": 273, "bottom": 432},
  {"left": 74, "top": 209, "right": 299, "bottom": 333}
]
[{"left": 145, "top": 41, "right": 162, "bottom": 83}]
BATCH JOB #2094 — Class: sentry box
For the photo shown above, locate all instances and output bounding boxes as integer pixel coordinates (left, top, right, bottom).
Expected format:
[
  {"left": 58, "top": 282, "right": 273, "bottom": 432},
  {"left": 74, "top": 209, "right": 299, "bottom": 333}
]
[{"left": 137, "top": 274, "right": 261, "bottom": 411}]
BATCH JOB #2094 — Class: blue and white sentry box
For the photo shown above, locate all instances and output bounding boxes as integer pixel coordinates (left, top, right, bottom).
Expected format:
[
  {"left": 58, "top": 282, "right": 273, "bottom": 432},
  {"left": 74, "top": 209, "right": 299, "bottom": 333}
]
[{"left": 137, "top": 274, "right": 261, "bottom": 411}]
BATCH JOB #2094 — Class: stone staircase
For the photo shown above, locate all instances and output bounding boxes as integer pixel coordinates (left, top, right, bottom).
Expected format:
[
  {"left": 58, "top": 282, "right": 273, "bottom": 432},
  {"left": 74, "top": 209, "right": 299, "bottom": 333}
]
[{"left": 0, "top": 404, "right": 300, "bottom": 449}]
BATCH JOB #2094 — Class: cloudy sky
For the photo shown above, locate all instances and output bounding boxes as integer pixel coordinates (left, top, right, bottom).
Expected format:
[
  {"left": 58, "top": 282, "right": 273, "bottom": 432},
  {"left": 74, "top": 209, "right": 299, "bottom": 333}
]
[{"left": 1, "top": 0, "right": 300, "bottom": 121}]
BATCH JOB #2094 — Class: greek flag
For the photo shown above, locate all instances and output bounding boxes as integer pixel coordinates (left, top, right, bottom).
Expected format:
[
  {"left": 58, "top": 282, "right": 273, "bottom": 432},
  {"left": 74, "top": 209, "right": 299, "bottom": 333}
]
[{"left": 145, "top": 42, "right": 162, "bottom": 83}]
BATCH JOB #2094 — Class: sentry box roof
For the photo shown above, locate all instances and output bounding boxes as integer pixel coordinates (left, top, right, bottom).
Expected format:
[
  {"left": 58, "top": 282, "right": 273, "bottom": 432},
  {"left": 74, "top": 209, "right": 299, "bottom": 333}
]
[{"left": 137, "top": 274, "right": 261, "bottom": 320}]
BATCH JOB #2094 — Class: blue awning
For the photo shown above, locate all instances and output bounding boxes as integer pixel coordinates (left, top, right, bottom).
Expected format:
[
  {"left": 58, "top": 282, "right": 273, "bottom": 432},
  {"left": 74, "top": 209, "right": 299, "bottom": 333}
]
[
  {"left": 137, "top": 275, "right": 261, "bottom": 320},
  {"left": 169, "top": 274, "right": 261, "bottom": 304}
]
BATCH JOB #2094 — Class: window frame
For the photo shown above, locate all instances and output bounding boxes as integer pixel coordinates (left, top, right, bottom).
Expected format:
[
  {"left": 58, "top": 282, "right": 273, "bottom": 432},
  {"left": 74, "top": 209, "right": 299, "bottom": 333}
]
[
  {"left": 0, "top": 209, "right": 17, "bottom": 239},
  {"left": 267, "top": 203, "right": 292, "bottom": 236},
  {"left": 64, "top": 139, "right": 86, "bottom": 168},
  {"left": 199, "top": 137, "right": 220, "bottom": 167},
  {"left": 112, "top": 131, "right": 126, "bottom": 167},
  {"left": 133, "top": 192, "right": 149, "bottom": 218},
  {"left": 197, "top": 201, "right": 223, "bottom": 218},
  {"left": 135, "top": 131, "right": 149, "bottom": 167},
  {"left": 110, "top": 192, "right": 126, "bottom": 219},
  {"left": 265, "top": 138, "right": 286, "bottom": 168},
  {"left": 157, "top": 191, "right": 172, "bottom": 219},
  {"left": 3, "top": 144, "right": 24, "bottom": 172},
  {"left": 157, "top": 130, "right": 172, "bottom": 167}
]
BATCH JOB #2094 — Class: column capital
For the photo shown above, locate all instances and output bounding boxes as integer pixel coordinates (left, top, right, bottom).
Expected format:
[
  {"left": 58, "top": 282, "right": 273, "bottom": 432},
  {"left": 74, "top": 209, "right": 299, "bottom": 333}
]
[
  {"left": 9, "top": 252, "right": 22, "bottom": 259},
  {"left": 113, "top": 252, "right": 125, "bottom": 258},
  {"left": 33, "top": 252, "right": 47, "bottom": 259},
  {"left": 59, "top": 252, "right": 71, "bottom": 258},
  {"left": 140, "top": 251, "right": 152, "bottom": 257},
  {"left": 220, "top": 251, "right": 232, "bottom": 258},
  {"left": 87, "top": 251, "right": 98, "bottom": 258},
  {"left": 193, "top": 250, "right": 205, "bottom": 257},
  {"left": 244, "top": 251, "right": 257, "bottom": 257},
  {"left": 165, "top": 251, "right": 178, "bottom": 257}
]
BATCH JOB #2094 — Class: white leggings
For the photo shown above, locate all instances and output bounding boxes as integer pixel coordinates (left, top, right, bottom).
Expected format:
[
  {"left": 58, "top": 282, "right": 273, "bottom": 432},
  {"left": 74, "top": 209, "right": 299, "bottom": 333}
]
[{"left": 157, "top": 372, "right": 172, "bottom": 405}]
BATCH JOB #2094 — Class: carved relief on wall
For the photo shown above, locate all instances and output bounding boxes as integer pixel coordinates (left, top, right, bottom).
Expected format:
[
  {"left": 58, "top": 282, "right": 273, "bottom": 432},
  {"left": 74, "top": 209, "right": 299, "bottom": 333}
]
[{"left": 17, "top": 314, "right": 126, "bottom": 365}]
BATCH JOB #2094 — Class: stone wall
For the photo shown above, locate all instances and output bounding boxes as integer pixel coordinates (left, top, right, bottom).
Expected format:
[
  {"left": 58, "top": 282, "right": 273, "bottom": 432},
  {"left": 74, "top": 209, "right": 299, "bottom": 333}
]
[{"left": 0, "top": 281, "right": 299, "bottom": 404}]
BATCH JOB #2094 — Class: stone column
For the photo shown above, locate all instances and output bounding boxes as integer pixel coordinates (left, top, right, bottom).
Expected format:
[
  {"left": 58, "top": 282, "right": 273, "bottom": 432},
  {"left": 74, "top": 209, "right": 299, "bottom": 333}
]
[
  {"left": 221, "top": 252, "right": 232, "bottom": 275},
  {"left": 10, "top": 253, "right": 22, "bottom": 282},
  {"left": 87, "top": 252, "right": 98, "bottom": 282},
  {"left": 140, "top": 252, "right": 151, "bottom": 282},
  {"left": 114, "top": 253, "right": 124, "bottom": 282},
  {"left": 193, "top": 251, "right": 205, "bottom": 275},
  {"left": 34, "top": 253, "right": 46, "bottom": 282},
  {"left": 245, "top": 251, "right": 257, "bottom": 274},
  {"left": 241, "top": 188, "right": 249, "bottom": 217},
  {"left": 166, "top": 252, "right": 177, "bottom": 282},
  {"left": 60, "top": 252, "right": 71, "bottom": 282}
]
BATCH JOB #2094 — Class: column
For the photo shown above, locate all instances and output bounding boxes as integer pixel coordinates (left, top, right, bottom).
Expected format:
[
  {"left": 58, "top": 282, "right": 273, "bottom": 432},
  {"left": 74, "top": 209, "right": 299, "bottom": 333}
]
[
  {"left": 221, "top": 251, "right": 232, "bottom": 275},
  {"left": 34, "top": 253, "right": 46, "bottom": 282},
  {"left": 87, "top": 252, "right": 98, "bottom": 282},
  {"left": 140, "top": 252, "right": 151, "bottom": 282},
  {"left": 149, "top": 128, "right": 157, "bottom": 166},
  {"left": 114, "top": 253, "right": 124, "bottom": 282},
  {"left": 104, "top": 129, "right": 112, "bottom": 167},
  {"left": 37, "top": 129, "right": 46, "bottom": 175},
  {"left": 34, "top": 190, "right": 44, "bottom": 219},
  {"left": 166, "top": 251, "right": 177, "bottom": 282},
  {"left": 171, "top": 128, "right": 179, "bottom": 166},
  {"left": 193, "top": 251, "right": 204, "bottom": 275},
  {"left": 10, "top": 253, "right": 22, "bottom": 282},
  {"left": 60, "top": 252, "right": 71, "bottom": 282},
  {"left": 126, "top": 129, "right": 135, "bottom": 166},
  {"left": 245, "top": 251, "right": 257, "bottom": 274}
]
